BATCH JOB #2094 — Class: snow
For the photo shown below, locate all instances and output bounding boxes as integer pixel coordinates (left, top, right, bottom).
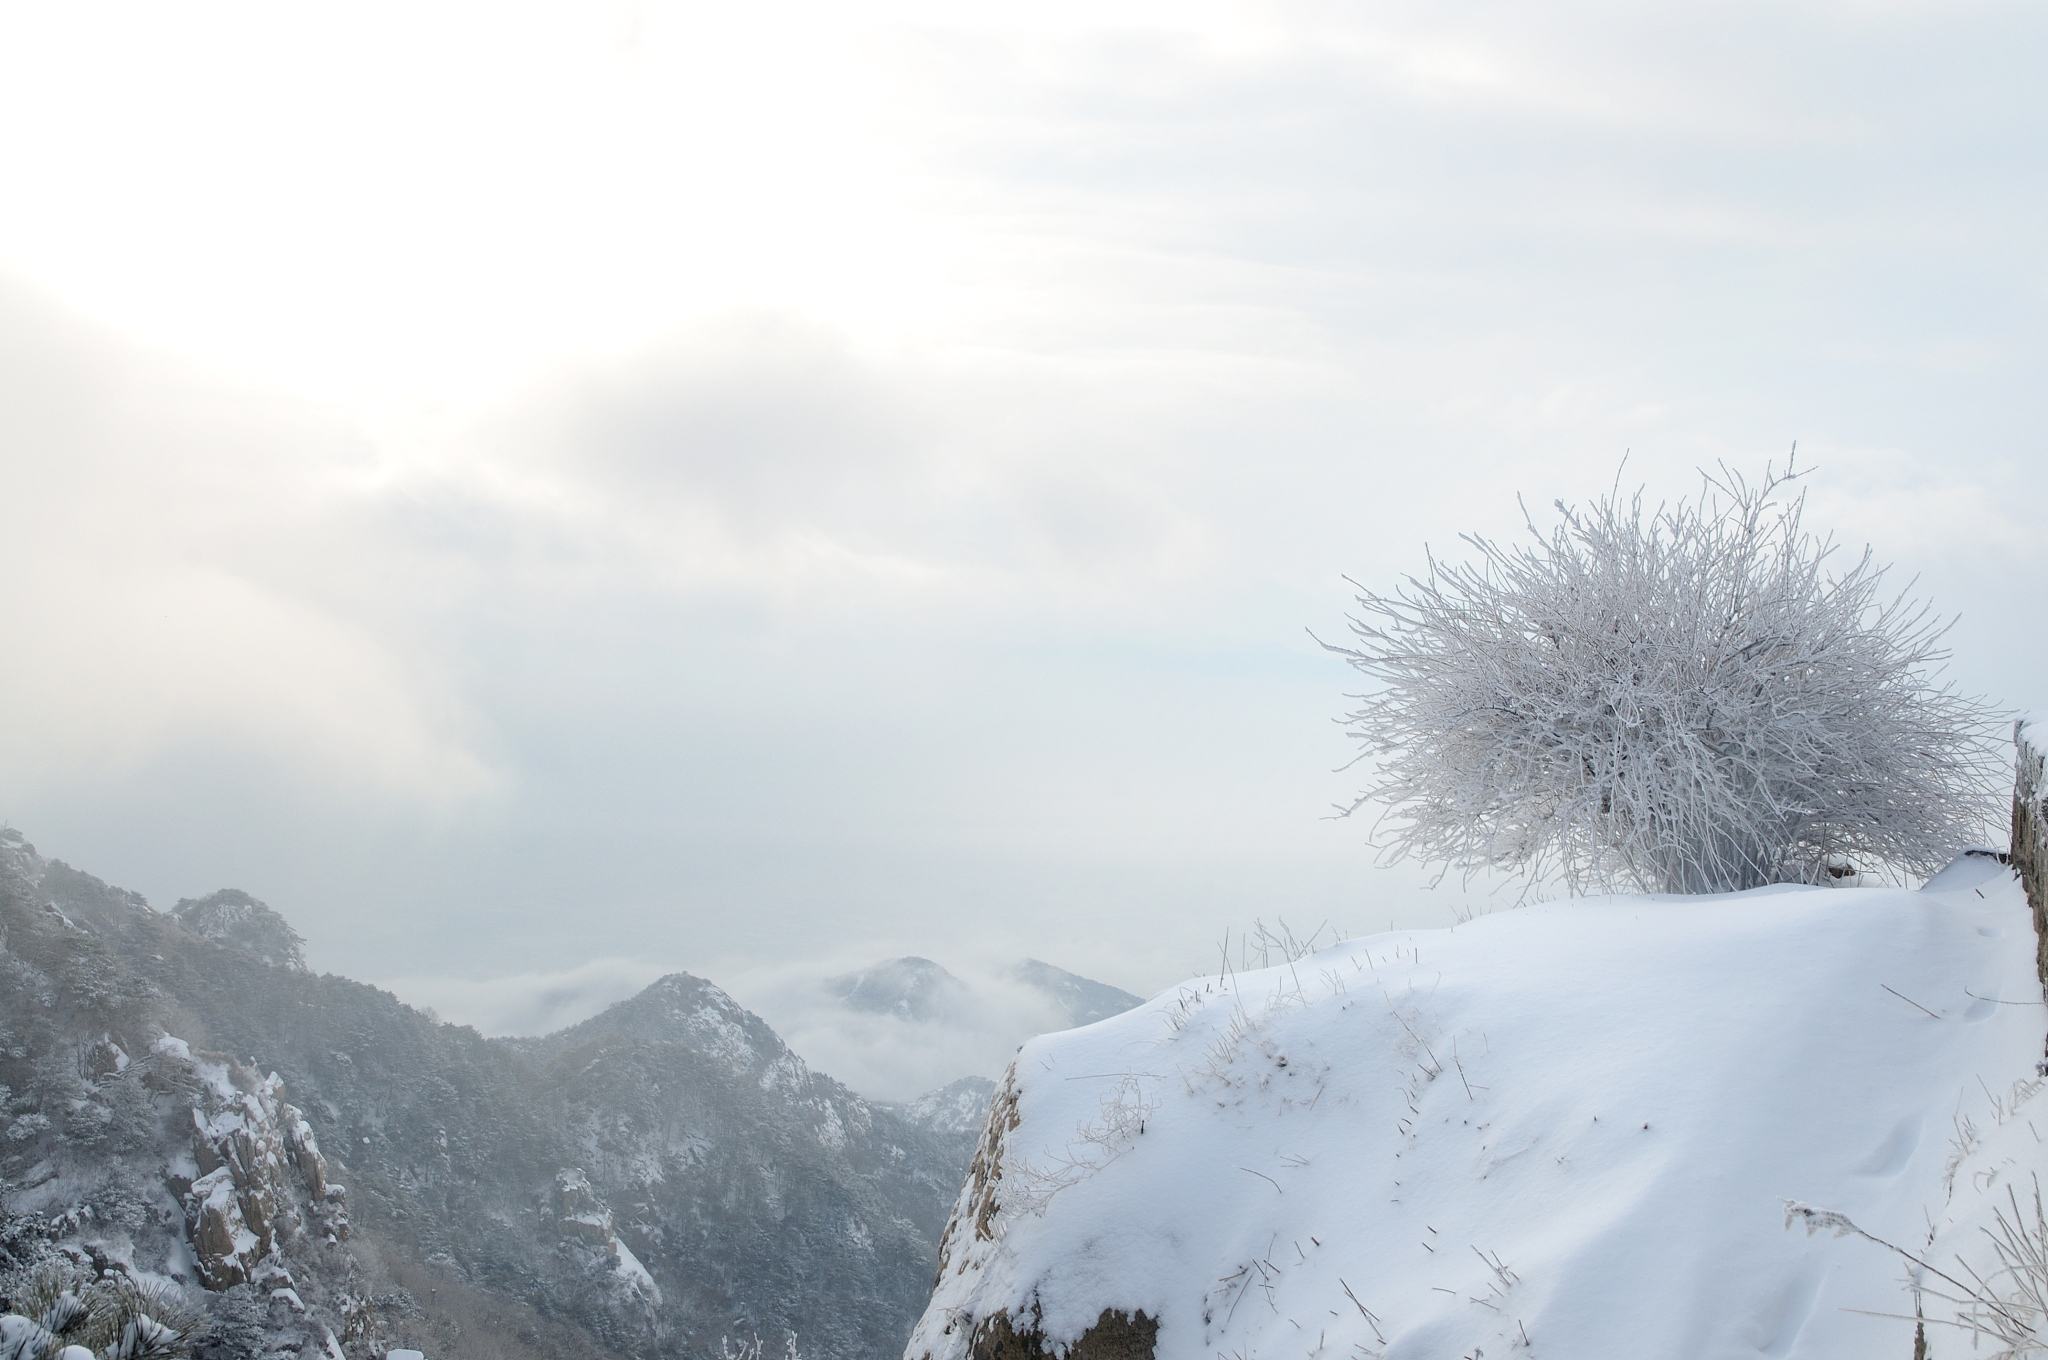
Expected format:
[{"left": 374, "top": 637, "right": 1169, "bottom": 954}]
[
  {"left": 192, "top": 1167, "right": 239, "bottom": 1213},
  {"left": 613, "top": 1236, "right": 664, "bottom": 1306},
  {"left": 907, "top": 1077, "right": 1002, "bottom": 1137},
  {"left": 815, "top": 1098, "right": 849, "bottom": 1150},
  {"left": 1327, "top": 465, "right": 2001, "bottom": 896},
  {"left": 1909, "top": 1011, "right": 2048, "bottom": 1355},
  {"left": 153, "top": 1034, "right": 240, "bottom": 1105},
  {"left": 910, "top": 864, "right": 2047, "bottom": 1360}
]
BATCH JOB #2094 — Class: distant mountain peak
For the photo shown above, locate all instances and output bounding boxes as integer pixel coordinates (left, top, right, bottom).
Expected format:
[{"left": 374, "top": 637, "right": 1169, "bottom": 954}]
[
  {"left": 520, "top": 971, "right": 816, "bottom": 1094},
  {"left": 902, "top": 1075, "right": 999, "bottom": 1138},
  {"left": 820, "top": 955, "right": 1142, "bottom": 1039},
  {"left": 828, "top": 957, "right": 969, "bottom": 1022},
  {"left": 171, "top": 888, "right": 308, "bottom": 972},
  {"left": 1006, "top": 959, "right": 1143, "bottom": 1029}
]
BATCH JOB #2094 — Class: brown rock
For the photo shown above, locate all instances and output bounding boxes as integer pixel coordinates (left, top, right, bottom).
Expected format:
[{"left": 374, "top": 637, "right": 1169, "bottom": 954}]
[
  {"left": 971, "top": 1310, "right": 1158, "bottom": 1360},
  {"left": 934, "top": 1066, "right": 1022, "bottom": 1288},
  {"left": 2012, "top": 720, "right": 2048, "bottom": 988}
]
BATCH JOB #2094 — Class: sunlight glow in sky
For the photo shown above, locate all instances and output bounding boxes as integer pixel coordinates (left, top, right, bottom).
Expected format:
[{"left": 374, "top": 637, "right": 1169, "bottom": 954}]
[{"left": 2, "top": 0, "right": 2042, "bottom": 1019}]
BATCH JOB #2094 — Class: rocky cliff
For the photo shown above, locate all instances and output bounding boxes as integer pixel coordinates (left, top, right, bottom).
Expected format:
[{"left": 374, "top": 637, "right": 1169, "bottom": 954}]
[{"left": 0, "top": 830, "right": 976, "bottom": 1360}]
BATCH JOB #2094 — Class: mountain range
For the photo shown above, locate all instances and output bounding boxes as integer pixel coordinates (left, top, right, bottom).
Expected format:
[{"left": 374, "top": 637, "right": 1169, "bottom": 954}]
[{"left": 0, "top": 830, "right": 1142, "bottom": 1360}]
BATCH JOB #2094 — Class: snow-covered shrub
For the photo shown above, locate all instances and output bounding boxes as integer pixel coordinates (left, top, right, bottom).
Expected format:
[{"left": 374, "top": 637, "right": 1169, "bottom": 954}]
[
  {"left": 1326, "top": 460, "right": 2000, "bottom": 893},
  {"left": 0, "top": 1263, "right": 201, "bottom": 1359}
]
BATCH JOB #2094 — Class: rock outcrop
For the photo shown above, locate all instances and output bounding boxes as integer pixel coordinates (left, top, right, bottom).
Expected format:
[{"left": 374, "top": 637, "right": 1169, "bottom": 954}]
[
  {"left": 2011, "top": 715, "right": 2048, "bottom": 985},
  {"left": 551, "top": 1167, "right": 663, "bottom": 1308},
  {"left": 971, "top": 1310, "right": 1157, "bottom": 1360},
  {"left": 161, "top": 1036, "right": 347, "bottom": 1289}
]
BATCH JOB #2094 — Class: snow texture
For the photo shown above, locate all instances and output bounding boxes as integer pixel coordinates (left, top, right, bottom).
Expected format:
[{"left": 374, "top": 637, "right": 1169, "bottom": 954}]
[
  {"left": 911, "top": 861, "right": 2045, "bottom": 1360},
  {"left": 1893, "top": 855, "right": 2048, "bottom": 1357}
]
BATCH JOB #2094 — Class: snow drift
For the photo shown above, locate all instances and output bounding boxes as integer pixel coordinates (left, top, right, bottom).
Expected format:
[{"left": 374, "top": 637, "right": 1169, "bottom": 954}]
[{"left": 909, "top": 856, "right": 2045, "bottom": 1360}]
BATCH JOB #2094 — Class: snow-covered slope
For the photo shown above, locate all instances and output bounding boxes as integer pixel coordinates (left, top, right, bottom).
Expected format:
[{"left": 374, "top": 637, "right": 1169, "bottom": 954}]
[
  {"left": 911, "top": 860, "right": 2045, "bottom": 1360},
  {"left": 1916, "top": 1042, "right": 2048, "bottom": 1356}
]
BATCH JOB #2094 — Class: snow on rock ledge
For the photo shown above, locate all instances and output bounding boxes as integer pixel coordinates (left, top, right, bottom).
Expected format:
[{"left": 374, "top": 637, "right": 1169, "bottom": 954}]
[
  {"left": 154, "top": 1035, "right": 346, "bottom": 1289},
  {"left": 909, "top": 868, "right": 2045, "bottom": 1360},
  {"left": 551, "top": 1168, "right": 663, "bottom": 1309}
]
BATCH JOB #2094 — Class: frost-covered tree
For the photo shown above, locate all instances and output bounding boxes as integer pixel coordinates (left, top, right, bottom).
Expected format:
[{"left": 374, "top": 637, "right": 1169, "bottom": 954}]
[{"left": 1326, "top": 461, "right": 2001, "bottom": 895}]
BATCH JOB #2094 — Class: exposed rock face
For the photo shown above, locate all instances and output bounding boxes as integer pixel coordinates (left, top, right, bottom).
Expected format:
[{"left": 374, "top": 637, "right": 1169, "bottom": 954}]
[
  {"left": 928, "top": 1066, "right": 1019, "bottom": 1297},
  {"left": 550, "top": 1167, "right": 664, "bottom": 1307},
  {"left": 2012, "top": 716, "right": 2048, "bottom": 985},
  {"left": 556, "top": 1166, "right": 613, "bottom": 1243},
  {"left": 971, "top": 1311, "right": 1157, "bottom": 1360},
  {"left": 924, "top": 1081, "right": 1159, "bottom": 1360},
  {"left": 165, "top": 1037, "right": 347, "bottom": 1288}
]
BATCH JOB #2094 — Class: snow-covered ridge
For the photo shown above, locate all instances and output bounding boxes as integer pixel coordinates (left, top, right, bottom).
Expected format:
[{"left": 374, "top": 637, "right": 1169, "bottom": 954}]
[{"left": 911, "top": 861, "right": 2044, "bottom": 1360}]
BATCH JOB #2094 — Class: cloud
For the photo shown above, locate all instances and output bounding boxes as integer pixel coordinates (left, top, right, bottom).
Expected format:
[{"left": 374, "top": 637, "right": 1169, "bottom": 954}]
[
  {"left": 0, "top": 281, "right": 505, "bottom": 806},
  {"left": 3, "top": 0, "right": 2044, "bottom": 998},
  {"left": 379, "top": 949, "right": 1143, "bottom": 1105},
  {"left": 722, "top": 953, "right": 1088, "bottom": 1103},
  {"left": 382, "top": 958, "right": 673, "bottom": 1038},
  {"left": 410, "top": 307, "right": 1229, "bottom": 622}
]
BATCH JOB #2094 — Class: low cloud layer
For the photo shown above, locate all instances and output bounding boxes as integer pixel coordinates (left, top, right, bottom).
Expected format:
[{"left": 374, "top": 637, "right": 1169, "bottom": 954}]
[
  {"left": 723, "top": 955, "right": 1126, "bottom": 1104},
  {"left": 381, "top": 951, "right": 1148, "bottom": 1105},
  {"left": 382, "top": 958, "right": 674, "bottom": 1039}
]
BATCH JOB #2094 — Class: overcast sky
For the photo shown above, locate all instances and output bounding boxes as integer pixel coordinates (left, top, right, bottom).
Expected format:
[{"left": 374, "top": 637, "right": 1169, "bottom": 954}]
[{"left": 2, "top": 1, "right": 2043, "bottom": 1036}]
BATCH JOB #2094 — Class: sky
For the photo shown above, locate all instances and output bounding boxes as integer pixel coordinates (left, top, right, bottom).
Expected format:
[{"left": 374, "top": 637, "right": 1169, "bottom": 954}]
[{"left": 2, "top": 1, "right": 2044, "bottom": 1071}]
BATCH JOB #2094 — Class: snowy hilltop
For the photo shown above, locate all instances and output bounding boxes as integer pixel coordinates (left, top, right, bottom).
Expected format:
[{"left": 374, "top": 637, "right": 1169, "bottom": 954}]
[{"left": 908, "top": 855, "right": 2046, "bottom": 1360}]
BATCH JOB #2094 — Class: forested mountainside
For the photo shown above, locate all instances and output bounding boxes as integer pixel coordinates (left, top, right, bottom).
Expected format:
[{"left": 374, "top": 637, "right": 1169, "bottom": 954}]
[{"left": 0, "top": 830, "right": 979, "bottom": 1360}]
